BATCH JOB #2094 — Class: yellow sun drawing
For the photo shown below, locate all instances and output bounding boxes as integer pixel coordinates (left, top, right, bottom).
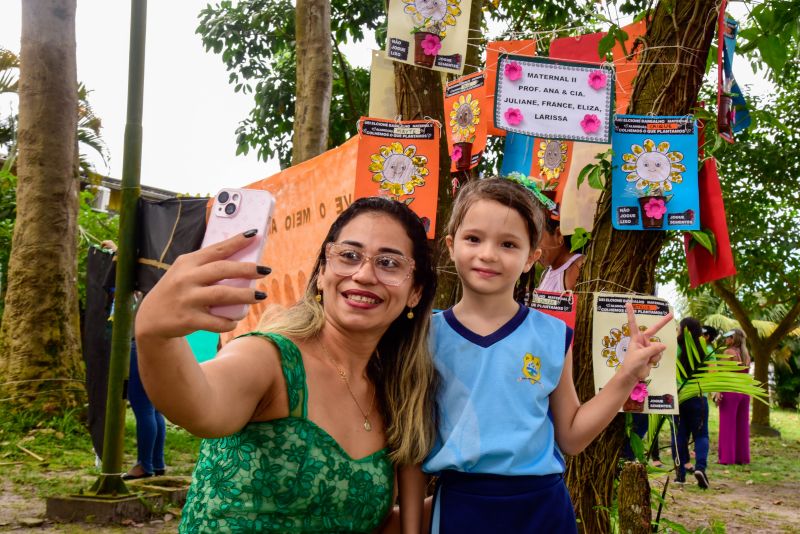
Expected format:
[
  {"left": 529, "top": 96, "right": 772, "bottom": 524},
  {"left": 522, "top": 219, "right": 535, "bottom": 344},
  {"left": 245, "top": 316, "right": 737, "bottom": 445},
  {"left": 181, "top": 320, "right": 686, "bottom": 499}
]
[
  {"left": 368, "top": 142, "right": 429, "bottom": 196},
  {"left": 601, "top": 322, "right": 661, "bottom": 369},
  {"left": 449, "top": 94, "right": 480, "bottom": 141},
  {"left": 537, "top": 140, "right": 569, "bottom": 182},
  {"left": 621, "top": 139, "right": 686, "bottom": 193},
  {"left": 402, "top": 0, "right": 462, "bottom": 38}
]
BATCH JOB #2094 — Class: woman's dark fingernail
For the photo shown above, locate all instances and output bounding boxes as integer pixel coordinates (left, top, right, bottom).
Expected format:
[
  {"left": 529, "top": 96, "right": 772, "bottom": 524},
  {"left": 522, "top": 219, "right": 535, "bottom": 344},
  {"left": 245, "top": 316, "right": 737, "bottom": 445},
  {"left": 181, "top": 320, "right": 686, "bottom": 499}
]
[
  {"left": 255, "top": 291, "right": 267, "bottom": 300},
  {"left": 243, "top": 229, "right": 258, "bottom": 238},
  {"left": 257, "top": 265, "right": 272, "bottom": 275}
]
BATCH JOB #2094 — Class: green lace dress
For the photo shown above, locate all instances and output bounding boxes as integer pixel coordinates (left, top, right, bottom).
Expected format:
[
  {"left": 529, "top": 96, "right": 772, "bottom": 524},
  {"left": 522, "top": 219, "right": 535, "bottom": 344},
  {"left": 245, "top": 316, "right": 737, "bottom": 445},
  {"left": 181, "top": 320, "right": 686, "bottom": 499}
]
[{"left": 179, "top": 333, "right": 395, "bottom": 533}]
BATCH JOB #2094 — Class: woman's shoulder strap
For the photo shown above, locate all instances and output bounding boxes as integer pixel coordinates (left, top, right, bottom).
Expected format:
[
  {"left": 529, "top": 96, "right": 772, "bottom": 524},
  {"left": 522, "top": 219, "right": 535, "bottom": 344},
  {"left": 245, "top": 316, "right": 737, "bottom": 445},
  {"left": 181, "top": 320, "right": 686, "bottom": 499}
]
[{"left": 235, "top": 332, "right": 307, "bottom": 418}]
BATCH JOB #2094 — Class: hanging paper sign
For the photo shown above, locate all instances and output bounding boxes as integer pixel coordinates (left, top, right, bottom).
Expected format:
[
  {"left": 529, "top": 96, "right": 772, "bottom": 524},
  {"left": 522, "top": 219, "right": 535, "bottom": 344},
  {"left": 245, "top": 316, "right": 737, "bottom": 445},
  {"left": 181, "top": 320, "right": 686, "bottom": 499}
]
[
  {"left": 611, "top": 115, "right": 700, "bottom": 231},
  {"left": 369, "top": 50, "right": 398, "bottom": 119},
  {"left": 494, "top": 55, "right": 615, "bottom": 143},
  {"left": 559, "top": 142, "right": 609, "bottom": 234},
  {"left": 525, "top": 290, "right": 577, "bottom": 329},
  {"left": 485, "top": 40, "right": 536, "bottom": 137},
  {"left": 354, "top": 117, "right": 440, "bottom": 239},
  {"left": 444, "top": 71, "right": 487, "bottom": 172},
  {"left": 385, "top": 0, "right": 472, "bottom": 74},
  {"left": 592, "top": 292, "right": 679, "bottom": 414}
]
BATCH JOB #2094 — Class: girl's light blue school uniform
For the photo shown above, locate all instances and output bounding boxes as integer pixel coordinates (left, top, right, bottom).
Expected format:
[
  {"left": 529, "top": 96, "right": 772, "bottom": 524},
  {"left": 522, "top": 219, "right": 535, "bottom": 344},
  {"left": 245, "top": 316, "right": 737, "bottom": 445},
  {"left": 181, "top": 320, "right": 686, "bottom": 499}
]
[{"left": 423, "top": 303, "right": 571, "bottom": 476}]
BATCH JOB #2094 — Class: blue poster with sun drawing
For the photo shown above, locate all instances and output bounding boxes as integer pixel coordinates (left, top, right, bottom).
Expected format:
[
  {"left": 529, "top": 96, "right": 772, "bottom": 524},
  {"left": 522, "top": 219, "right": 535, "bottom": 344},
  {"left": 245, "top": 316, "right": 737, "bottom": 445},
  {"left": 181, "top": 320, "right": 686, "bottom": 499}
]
[{"left": 611, "top": 115, "right": 699, "bottom": 231}]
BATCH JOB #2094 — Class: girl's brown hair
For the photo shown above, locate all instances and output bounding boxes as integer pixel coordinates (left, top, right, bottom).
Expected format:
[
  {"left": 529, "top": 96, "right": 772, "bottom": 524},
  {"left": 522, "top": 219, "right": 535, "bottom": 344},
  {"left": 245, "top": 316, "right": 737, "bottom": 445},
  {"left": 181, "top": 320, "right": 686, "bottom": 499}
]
[{"left": 446, "top": 177, "right": 546, "bottom": 248}]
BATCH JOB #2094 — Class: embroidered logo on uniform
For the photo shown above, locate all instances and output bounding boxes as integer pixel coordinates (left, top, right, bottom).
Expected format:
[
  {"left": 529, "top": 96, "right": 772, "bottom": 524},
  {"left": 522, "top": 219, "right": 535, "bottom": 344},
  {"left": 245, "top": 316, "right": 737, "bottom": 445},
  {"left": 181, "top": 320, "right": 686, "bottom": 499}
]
[{"left": 519, "top": 353, "right": 542, "bottom": 384}]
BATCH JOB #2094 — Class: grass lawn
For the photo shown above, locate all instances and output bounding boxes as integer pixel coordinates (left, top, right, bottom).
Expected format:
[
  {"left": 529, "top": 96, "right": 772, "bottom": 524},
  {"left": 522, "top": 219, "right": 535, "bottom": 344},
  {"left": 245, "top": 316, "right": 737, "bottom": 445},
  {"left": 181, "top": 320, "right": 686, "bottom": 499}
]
[{"left": 0, "top": 404, "right": 798, "bottom": 532}]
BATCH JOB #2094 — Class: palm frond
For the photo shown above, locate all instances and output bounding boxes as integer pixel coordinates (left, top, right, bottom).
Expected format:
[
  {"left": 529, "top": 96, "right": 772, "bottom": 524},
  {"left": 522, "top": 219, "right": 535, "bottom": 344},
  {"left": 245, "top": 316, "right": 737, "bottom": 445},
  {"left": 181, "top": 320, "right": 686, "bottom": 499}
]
[{"left": 0, "top": 48, "right": 19, "bottom": 94}]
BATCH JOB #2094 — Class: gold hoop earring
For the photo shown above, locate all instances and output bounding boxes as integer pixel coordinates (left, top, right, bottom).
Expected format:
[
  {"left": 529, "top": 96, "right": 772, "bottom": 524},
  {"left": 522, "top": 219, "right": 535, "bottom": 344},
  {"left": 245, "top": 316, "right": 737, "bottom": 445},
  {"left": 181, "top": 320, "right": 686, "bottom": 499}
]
[
  {"left": 406, "top": 308, "right": 414, "bottom": 319},
  {"left": 315, "top": 292, "right": 322, "bottom": 303}
]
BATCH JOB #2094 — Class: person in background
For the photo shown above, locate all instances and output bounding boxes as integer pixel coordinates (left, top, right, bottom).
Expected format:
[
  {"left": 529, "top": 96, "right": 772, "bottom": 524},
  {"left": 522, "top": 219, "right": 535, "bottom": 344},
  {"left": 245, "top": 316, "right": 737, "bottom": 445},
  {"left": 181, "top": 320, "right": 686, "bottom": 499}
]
[
  {"left": 672, "top": 317, "right": 710, "bottom": 488},
  {"left": 536, "top": 218, "right": 585, "bottom": 293},
  {"left": 101, "top": 240, "right": 167, "bottom": 480},
  {"left": 702, "top": 325, "right": 719, "bottom": 356},
  {"left": 715, "top": 329, "right": 751, "bottom": 465}
]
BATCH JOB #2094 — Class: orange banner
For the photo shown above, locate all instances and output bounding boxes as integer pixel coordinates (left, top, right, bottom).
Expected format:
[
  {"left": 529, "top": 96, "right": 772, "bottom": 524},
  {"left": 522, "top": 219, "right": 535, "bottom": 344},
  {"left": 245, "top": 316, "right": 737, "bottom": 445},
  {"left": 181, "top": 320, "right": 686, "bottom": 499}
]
[
  {"left": 485, "top": 39, "right": 536, "bottom": 136},
  {"left": 220, "top": 137, "right": 359, "bottom": 344},
  {"left": 444, "top": 71, "right": 488, "bottom": 172},
  {"left": 354, "top": 118, "right": 440, "bottom": 239}
]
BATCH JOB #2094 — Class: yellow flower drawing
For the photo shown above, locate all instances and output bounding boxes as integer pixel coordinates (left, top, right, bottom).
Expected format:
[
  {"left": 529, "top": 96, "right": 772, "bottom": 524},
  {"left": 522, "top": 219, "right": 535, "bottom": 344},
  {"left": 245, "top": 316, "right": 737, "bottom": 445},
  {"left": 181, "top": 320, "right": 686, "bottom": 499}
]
[
  {"left": 368, "top": 142, "right": 429, "bottom": 196},
  {"left": 449, "top": 94, "right": 480, "bottom": 142},
  {"left": 621, "top": 139, "right": 686, "bottom": 193},
  {"left": 537, "top": 139, "right": 569, "bottom": 183},
  {"left": 403, "top": 0, "right": 462, "bottom": 38},
  {"left": 601, "top": 322, "right": 661, "bottom": 369}
]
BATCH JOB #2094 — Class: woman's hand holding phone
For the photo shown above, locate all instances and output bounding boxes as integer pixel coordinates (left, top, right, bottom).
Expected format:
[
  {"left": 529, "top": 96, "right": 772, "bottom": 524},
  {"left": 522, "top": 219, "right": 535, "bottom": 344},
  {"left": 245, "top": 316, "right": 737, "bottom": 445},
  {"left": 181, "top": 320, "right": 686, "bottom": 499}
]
[{"left": 136, "top": 230, "right": 272, "bottom": 340}]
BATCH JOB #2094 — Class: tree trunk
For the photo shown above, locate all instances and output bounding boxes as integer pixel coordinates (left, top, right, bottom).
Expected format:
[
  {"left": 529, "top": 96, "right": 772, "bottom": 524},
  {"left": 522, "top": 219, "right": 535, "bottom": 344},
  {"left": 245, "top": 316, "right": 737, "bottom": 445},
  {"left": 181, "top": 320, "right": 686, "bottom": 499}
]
[
  {"left": 0, "top": 0, "right": 83, "bottom": 411},
  {"left": 567, "top": 2, "right": 718, "bottom": 532},
  {"left": 292, "top": 0, "right": 332, "bottom": 165},
  {"left": 393, "top": 0, "right": 483, "bottom": 310},
  {"left": 618, "top": 462, "right": 652, "bottom": 534}
]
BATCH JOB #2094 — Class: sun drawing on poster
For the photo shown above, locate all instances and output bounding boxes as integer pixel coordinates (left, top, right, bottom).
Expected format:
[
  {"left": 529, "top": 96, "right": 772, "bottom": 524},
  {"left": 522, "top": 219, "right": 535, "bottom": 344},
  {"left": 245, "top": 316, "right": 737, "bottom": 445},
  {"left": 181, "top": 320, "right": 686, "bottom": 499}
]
[
  {"left": 450, "top": 94, "right": 480, "bottom": 141},
  {"left": 622, "top": 139, "right": 686, "bottom": 193},
  {"left": 601, "top": 322, "right": 661, "bottom": 369},
  {"left": 368, "top": 142, "right": 429, "bottom": 196},
  {"left": 537, "top": 140, "right": 568, "bottom": 182},
  {"left": 403, "top": 0, "right": 462, "bottom": 37}
]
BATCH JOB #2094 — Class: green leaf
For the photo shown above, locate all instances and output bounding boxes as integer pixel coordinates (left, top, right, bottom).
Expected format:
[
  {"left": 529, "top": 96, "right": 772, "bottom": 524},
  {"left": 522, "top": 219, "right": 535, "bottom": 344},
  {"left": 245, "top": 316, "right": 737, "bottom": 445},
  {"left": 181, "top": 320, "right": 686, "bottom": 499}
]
[
  {"left": 588, "top": 166, "right": 604, "bottom": 190},
  {"left": 570, "top": 227, "right": 591, "bottom": 252},
  {"left": 757, "top": 35, "right": 788, "bottom": 77},
  {"left": 688, "top": 230, "right": 715, "bottom": 256},
  {"left": 576, "top": 163, "right": 593, "bottom": 188},
  {"left": 598, "top": 31, "right": 617, "bottom": 58}
]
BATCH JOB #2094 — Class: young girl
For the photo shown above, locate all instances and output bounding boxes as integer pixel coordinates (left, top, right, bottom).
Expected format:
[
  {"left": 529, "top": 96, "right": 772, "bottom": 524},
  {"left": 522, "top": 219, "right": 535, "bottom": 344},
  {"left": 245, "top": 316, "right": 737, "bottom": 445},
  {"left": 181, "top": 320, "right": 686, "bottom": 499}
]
[{"left": 405, "top": 178, "right": 672, "bottom": 533}]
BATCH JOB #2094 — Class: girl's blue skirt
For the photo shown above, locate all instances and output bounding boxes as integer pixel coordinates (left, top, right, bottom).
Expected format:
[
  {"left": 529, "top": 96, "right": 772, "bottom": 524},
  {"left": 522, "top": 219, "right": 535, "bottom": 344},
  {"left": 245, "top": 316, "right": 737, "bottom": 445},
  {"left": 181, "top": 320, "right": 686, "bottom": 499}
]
[{"left": 430, "top": 471, "right": 578, "bottom": 533}]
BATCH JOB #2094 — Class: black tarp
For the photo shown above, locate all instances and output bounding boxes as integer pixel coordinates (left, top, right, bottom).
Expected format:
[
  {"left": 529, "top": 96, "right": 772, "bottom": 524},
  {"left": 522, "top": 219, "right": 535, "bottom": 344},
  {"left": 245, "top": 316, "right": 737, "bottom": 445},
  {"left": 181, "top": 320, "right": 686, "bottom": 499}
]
[
  {"left": 82, "top": 246, "right": 115, "bottom": 456},
  {"left": 136, "top": 197, "right": 209, "bottom": 293}
]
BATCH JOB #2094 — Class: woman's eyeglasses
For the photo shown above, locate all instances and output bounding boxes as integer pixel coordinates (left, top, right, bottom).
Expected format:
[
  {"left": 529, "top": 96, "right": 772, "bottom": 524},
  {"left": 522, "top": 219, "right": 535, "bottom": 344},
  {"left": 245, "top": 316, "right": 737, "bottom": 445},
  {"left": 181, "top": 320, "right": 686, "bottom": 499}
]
[{"left": 325, "top": 242, "right": 415, "bottom": 286}]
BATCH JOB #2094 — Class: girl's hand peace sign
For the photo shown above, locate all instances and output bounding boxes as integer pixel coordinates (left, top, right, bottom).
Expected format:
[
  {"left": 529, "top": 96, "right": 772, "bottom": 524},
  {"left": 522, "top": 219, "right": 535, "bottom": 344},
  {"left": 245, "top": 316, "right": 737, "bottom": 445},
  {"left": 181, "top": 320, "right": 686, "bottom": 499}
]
[{"left": 619, "top": 302, "right": 674, "bottom": 382}]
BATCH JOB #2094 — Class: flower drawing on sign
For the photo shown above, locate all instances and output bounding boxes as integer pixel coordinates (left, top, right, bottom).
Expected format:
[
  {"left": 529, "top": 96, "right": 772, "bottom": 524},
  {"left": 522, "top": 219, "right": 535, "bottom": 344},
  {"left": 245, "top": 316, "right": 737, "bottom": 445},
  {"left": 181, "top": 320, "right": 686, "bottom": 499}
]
[
  {"left": 630, "top": 381, "right": 649, "bottom": 402},
  {"left": 504, "top": 61, "right": 522, "bottom": 81},
  {"left": 420, "top": 33, "right": 442, "bottom": 55},
  {"left": 537, "top": 139, "right": 568, "bottom": 183},
  {"left": 368, "top": 142, "right": 429, "bottom": 196},
  {"left": 403, "top": 0, "right": 462, "bottom": 38},
  {"left": 622, "top": 139, "right": 686, "bottom": 192},
  {"left": 601, "top": 322, "right": 661, "bottom": 369},
  {"left": 643, "top": 197, "right": 667, "bottom": 219},
  {"left": 450, "top": 93, "right": 480, "bottom": 141},
  {"left": 587, "top": 70, "right": 607, "bottom": 90},
  {"left": 580, "top": 114, "right": 601, "bottom": 134},
  {"left": 504, "top": 107, "right": 523, "bottom": 126}
]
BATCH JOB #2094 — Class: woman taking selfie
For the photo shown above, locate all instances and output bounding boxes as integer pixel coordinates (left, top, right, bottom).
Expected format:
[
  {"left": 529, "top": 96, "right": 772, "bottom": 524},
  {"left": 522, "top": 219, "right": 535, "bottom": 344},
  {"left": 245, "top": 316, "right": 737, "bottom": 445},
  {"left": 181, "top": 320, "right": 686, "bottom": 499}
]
[{"left": 135, "top": 197, "right": 438, "bottom": 532}]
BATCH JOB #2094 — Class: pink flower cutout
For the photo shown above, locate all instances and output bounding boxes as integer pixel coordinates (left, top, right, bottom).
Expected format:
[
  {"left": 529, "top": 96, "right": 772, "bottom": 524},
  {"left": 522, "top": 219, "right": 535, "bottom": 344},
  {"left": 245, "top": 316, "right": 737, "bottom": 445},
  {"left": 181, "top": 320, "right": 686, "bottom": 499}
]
[
  {"left": 504, "top": 107, "right": 523, "bottom": 126},
  {"left": 588, "top": 70, "right": 607, "bottom": 90},
  {"left": 420, "top": 34, "right": 441, "bottom": 56},
  {"left": 630, "top": 381, "right": 648, "bottom": 403},
  {"left": 504, "top": 61, "right": 522, "bottom": 81},
  {"left": 451, "top": 145, "right": 463, "bottom": 161},
  {"left": 580, "top": 114, "right": 601, "bottom": 134},
  {"left": 643, "top": 197, "right": 667, "bottom": 219}
]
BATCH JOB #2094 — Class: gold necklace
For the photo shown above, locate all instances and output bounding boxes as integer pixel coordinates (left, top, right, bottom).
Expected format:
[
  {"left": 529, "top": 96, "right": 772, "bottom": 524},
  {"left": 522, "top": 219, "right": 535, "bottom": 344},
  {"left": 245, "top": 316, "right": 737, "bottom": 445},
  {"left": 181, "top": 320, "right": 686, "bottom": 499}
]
[{"left": 318, "top": 338, "right": 376, "bottom": 432}]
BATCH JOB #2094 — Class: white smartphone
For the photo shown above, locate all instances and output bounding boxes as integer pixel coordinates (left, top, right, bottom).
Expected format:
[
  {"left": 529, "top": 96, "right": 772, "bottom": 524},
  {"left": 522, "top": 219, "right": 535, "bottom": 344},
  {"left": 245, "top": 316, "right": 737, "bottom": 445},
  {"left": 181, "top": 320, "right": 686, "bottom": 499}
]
[{"left": 201, "top": 188, "right": 276, "bottom": 320}]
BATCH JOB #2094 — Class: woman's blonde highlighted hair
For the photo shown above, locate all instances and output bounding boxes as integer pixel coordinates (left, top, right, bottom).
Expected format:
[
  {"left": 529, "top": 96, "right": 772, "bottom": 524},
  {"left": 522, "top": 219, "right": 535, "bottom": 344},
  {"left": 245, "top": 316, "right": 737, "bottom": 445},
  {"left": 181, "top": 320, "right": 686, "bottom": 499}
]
[
  {"left": 257, "top": 197, "right": 438, "bottom": 465},
  {"left": 727, "top": 328, "right": 751, "bottom": 367}
]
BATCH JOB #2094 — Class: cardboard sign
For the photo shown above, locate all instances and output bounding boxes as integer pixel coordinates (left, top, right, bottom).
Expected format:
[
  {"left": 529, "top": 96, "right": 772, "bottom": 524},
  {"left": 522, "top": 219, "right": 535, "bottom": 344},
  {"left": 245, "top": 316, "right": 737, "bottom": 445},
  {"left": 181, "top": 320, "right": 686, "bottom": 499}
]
[
  {"left": 494, "top": 55, "right": 615, "bottom": 143},
  {"left": 559, "top": 142, "right": 609, "bottom": 234},
  {"left": 525, "top": 290, "right": 577, "bottom": 330},
  {"left": 444, "top": 72, "right": 488, "bottom": 172},
  {"left": 592, "top": 293, "right": 679, "bottom": 414},
  {"left": 369, "top": 50, "right": 398, "bottom": 119},
  {"left": 611, "top": 115, "right": 700, "bottom": 231},
  {"left": 485, "top": 39, "right": 536, "bottom": 136},
  {"left": 385, "top": 0, "right": 472, "bottom": 74},
  {"left": 355, "top": 118, "right": 440, "bottom": 238}
]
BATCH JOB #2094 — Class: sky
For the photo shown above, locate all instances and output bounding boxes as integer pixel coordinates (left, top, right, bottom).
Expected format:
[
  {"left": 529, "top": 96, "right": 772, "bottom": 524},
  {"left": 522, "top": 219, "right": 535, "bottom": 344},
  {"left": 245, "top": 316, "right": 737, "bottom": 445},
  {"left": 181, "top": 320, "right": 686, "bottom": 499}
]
[{"left": 0, "top": 1, "right": 768, "bottom": 196}]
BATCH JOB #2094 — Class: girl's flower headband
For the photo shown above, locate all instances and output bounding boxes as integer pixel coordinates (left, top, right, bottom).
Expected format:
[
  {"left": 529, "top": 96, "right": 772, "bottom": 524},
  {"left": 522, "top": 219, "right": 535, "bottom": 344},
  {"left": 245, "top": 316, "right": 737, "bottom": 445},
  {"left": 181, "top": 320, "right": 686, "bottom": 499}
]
[{"left": 504, "top": 172, "right": 557, "bottom": 211}]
